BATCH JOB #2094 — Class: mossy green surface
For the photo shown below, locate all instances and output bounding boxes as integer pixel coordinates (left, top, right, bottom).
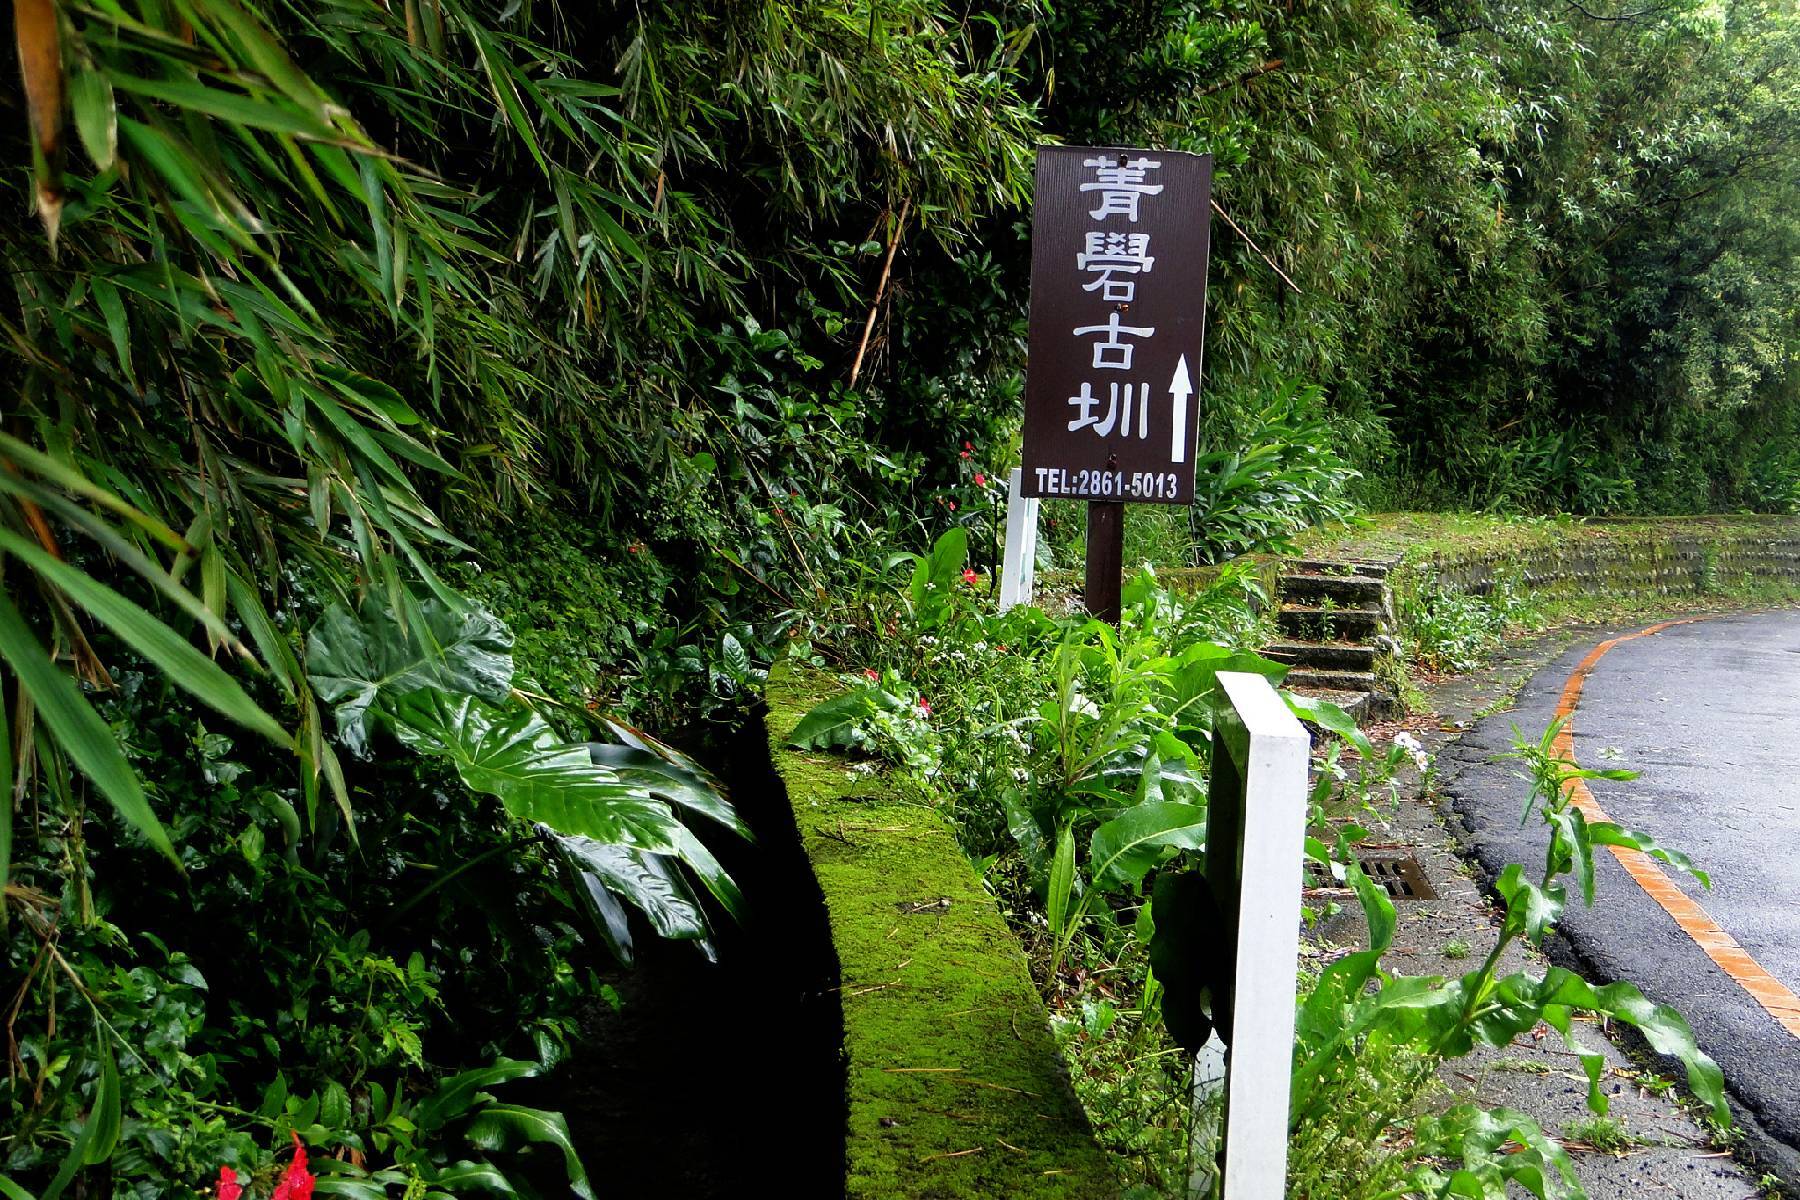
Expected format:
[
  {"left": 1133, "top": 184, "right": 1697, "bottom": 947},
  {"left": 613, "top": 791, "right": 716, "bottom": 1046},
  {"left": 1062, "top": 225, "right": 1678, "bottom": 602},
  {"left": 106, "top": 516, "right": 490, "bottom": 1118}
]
[
  {"left": 765, "top": 662, "right": 1118, "bottom": 1200},
  {"left": 1300, "top": 513, "right": 1800, "bottom": 626}
]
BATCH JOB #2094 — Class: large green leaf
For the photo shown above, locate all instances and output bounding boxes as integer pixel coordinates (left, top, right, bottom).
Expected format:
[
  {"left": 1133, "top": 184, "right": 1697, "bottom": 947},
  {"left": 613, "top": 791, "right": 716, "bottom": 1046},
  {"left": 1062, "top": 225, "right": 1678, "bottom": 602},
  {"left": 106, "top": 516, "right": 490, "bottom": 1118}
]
[
  {"left": 464, "top": 1104, "right": 593, "bottom": 1200},
  {"left": 307, "top": 596, "right": 513, "bottom": 753},
  {"left": 413, "top": 1060, "right": 540, "bottom": 1133},
  {"left": 1088, "top": 801, "right": 1207, "bottom": 892},
  {"left": 585, "top": 743, "right": 746, "bottom": 838},
  {"left": 1585, "top": 822, "right": 1710, "bottom": 889},
  {"left": 786, "top": 686, "right": 881, "bottom": 751},
  {"left": 40, "top": 1036, "right": 120, "bottom": 1200},
  {"left": 1284, "top": 691, "right": 1374, "bottom": 758},
  {"left": 391, "top": 693, "right": 681, "bottom": 854},
  {"left": 556, "top": 835, "right": 709, "bottom": 944},
  {"left": 1495, "top": 863, "right": 1565, "bottom": 946},
  {"left": 0, "top": 594, "right": 174, "bottom": 866},
  {"left": 1148, "top": 869, "right": 1225, "bottom": 1053}
]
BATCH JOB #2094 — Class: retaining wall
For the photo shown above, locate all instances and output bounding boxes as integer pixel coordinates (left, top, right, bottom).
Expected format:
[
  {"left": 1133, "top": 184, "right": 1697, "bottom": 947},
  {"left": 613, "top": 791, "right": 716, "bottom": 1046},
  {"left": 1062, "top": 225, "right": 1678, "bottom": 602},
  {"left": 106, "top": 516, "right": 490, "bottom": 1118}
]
[
  {"left": 763, "top": 662, "right": 1117, "bottom": 1200},
  {"left": 1382, "top": 516, "right": 1800, "bottom": 611}
]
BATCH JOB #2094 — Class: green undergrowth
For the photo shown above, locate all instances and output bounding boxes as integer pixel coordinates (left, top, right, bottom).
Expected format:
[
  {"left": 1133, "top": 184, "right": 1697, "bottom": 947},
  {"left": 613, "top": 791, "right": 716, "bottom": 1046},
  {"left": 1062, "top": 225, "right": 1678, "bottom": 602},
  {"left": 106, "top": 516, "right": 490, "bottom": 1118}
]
[{"left": 764, "top": 661, "right": 1117, "bottom": 1200}]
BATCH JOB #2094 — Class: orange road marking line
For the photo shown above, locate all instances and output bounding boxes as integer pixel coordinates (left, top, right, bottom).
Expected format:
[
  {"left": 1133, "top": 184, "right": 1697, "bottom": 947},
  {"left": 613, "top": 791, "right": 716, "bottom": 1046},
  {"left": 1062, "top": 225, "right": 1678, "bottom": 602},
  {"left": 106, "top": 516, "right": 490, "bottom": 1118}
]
[{"left": 1552, "top": 617, "right": 1800, "bottom": 1037}]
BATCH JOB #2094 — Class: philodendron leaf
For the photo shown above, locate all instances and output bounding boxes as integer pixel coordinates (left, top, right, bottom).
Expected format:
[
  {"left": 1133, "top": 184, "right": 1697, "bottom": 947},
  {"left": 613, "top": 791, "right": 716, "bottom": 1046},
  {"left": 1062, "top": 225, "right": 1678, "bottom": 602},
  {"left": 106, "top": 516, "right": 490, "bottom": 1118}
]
[
  {"left": 585, "top": 744, "right": 747, "bottom": 838},
  {"left": 464, "top": 1104, "right": 593, "bottom": 1200},
  {"left": 307, "top": 596, "right": 513, "bottom": 753},
  {"left": 391, "top": 693, "right": 681, "bottom": 854},
  {"left": 556, "top": 835, "right": 710, "bottom": 945}
]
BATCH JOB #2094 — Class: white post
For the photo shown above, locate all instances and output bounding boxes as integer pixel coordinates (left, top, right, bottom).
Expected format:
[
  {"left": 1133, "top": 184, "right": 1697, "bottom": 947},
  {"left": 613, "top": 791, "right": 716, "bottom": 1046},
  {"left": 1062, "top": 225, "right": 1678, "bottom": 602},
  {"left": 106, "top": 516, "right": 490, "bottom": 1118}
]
[
  {"left": 1193, "top": 671, "right": 1310, "bottom": 1200},
  {"left": 998, "top": 467, "right": 1040, "bottom": 612}
]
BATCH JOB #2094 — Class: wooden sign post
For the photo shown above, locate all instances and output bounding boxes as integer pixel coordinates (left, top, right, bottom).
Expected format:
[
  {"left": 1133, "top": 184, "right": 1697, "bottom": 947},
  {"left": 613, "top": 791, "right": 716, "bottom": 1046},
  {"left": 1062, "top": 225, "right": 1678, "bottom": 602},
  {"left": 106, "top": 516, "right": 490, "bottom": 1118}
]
[{"left": 1017, "top": 145, "right": 1213, "bottom": 621}]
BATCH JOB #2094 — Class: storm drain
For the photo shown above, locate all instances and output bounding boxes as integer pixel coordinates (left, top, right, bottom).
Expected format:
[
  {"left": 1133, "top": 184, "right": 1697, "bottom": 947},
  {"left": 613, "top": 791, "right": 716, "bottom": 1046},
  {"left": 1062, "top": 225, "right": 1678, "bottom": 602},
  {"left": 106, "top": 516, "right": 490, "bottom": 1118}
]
[{"left": 1306, "top": 852, "right": 1437, "bottom": 900}]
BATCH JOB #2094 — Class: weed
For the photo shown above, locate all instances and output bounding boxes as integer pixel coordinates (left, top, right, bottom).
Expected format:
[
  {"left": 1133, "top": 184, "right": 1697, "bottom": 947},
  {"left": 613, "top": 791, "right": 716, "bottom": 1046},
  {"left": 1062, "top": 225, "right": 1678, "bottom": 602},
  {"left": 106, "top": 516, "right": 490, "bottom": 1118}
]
[
  {"left": 1563, "top": 1115, "right": 1639, "bottom": 1154},
  {"left": 1442, "top": 937, "right": 1472, "bottom": 960},
  {"left": 1490, "top": 1057, "right": 1553, "bottom": 1074}
]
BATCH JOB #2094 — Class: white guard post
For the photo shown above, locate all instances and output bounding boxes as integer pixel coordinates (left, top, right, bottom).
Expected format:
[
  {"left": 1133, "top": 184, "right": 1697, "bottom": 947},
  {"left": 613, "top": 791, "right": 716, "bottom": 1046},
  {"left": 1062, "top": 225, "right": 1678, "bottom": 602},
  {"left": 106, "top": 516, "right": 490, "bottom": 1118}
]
[
  {"left": 998, "top": 467, "right": 1040, "bottom": 612},
  {"left": 1190, "top": 671, "right": 1310, "bottom": 1200}
]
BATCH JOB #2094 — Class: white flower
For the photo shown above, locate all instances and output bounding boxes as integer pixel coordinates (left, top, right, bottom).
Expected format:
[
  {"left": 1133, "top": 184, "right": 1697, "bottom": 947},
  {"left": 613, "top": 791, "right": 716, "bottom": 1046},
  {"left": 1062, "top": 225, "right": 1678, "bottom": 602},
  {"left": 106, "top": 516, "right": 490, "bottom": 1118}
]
[{"left": 1393, "top": 732, "right": 1430, "bottom": 772}]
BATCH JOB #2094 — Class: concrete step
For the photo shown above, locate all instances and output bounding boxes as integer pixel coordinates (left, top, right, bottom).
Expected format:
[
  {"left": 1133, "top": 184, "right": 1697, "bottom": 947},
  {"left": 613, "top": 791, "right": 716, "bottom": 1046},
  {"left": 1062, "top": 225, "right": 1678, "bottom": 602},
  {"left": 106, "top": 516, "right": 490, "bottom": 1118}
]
[
  {"left": 1277, "top": 572, "right": 1389, "bottom": 606},
  {"left": 1286, "top": 687, "right": 1371, "bottom": 723},
  {"left": 1283, "top": 668, "right": 1382, "bottom": 694},
  {"left": 1291, "top": 558, "right": 1392, "bottom": 579},
  {"left": 1263, "top": 641, "right": 1380, "bottom": 671},
  {"left": 1276, "top": 604, "right": 1386, "bottom": 641}
]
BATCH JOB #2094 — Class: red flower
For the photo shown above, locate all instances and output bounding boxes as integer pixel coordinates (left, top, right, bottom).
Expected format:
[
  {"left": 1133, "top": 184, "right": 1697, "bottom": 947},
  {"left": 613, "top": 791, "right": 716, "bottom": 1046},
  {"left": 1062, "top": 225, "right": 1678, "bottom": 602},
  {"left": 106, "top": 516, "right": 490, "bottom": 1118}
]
[
  {"left": 959, "top": 450, "right": 971, "bottom": 460},
  {"left": 962, "top": 568, "right": 978, "bottom": 586},
  {"left": 626, "top": 542, "right": 644, "bottom": 554},
  {"left": 974, "top": 473, "right": 987, "bottom": 487},
  {"left": 918, "top": 698, "right": 932, "bottom": 715},
  {"left": 963, "top": 441, "right": 972, "bottom": 450},
  {"left": 215, "top": 1167, "right": 242, "bottom": 1200},
  {"left": 271, "top": 1133, "right": 314, "bottom": 1200},
  {"left": 947, "top": 501, "right": 956, "bottom": 511},
  {"left": 863, "top": 668, "right": 879, "bottom": 681}
]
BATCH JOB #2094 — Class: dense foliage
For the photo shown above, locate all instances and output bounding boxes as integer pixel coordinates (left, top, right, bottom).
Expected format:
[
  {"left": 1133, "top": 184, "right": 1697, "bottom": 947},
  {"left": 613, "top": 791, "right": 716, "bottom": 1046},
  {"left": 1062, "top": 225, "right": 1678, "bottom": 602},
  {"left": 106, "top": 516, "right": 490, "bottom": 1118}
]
[{"left": 2, "top": 0, "right": 1793, "bottom": 1194}]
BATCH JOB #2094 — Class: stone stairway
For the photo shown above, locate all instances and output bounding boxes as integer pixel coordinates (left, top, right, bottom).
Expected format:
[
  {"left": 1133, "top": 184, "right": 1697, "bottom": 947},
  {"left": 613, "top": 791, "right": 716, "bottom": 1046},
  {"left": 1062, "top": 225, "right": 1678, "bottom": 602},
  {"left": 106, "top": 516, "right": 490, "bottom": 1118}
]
[{"left": 1264, "top": 558, "right": 1400, "bottom": 721}]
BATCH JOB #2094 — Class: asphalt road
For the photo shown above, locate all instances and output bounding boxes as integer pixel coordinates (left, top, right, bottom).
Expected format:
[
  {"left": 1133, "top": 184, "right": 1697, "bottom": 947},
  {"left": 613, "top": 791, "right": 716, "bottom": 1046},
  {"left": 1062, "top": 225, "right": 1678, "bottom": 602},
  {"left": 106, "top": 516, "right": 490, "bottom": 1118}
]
[{"left": 1443, "top": 610, "right": 1800, "bottom": 1183}]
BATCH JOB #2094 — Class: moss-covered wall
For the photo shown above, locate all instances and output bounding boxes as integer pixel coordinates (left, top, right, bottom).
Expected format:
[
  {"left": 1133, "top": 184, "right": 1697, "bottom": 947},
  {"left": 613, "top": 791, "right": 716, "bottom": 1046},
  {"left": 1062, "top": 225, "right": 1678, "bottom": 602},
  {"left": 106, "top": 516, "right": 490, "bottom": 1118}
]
[
  {"left": 764, "top": 663, "right": 1118, "bottom": 1200},
  {"left": 1379, "top": 515, "right": 1800, "bottom": 615}
]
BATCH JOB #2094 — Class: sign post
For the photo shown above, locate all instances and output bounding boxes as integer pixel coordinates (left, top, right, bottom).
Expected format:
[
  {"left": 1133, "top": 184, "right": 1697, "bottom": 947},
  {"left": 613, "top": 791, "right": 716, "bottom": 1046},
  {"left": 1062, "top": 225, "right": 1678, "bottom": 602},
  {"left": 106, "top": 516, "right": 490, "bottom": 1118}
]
[
  {"left": 1018, "top": 145, "right": 1213, "bottom": 621},
  {"left": 998, "top": 468, "right": 1040, "bottom": 612},
  {"left": 1191, "top": 671, "right": 1309, "bottom": 1200}
]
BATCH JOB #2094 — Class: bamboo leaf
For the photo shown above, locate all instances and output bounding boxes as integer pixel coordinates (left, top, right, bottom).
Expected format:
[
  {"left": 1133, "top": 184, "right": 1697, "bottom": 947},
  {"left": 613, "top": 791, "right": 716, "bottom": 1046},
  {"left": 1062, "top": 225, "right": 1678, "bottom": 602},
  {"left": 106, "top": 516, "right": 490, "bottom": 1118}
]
[
  {"left": 69, "top": 62, "right": 117, "bottom": 171},
  {"left": 0, "top": 527, "right": 291, "bottom": 749},
  {"left": 0, "top": 593, "right": 174, "bottom": 867}
]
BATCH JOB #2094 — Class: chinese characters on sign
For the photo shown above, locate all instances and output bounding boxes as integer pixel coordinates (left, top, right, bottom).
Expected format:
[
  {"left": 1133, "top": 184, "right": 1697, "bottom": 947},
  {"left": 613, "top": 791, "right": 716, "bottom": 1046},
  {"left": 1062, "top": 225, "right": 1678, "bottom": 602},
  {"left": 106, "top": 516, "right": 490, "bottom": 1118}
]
[{"left": 1020, "top": 146, "right": 1213, "bottom": 504}]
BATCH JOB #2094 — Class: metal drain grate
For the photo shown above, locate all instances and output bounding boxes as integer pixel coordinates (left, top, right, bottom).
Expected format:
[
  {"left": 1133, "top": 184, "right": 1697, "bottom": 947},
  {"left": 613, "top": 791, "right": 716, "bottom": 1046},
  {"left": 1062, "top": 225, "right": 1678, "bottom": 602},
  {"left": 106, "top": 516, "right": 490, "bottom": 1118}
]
[{"left": 1306, "top": 852, "right": 1436, "bottom": 900}]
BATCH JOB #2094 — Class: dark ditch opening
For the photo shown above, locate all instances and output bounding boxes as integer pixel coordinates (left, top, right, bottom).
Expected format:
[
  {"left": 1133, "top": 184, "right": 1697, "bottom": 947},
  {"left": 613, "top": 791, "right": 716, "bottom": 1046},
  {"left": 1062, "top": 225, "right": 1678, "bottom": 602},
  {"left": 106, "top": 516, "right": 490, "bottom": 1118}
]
[{"left": 525, "top": 706, "right": 846, "bottom": 1198}]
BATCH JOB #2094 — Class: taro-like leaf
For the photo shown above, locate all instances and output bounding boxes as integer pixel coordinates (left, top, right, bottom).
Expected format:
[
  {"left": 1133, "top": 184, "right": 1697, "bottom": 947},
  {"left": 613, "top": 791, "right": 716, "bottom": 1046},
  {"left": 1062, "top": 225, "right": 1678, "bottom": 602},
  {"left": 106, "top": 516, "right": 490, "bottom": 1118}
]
[
  {"left": 391, "top": 693, "right": 681, "bottom": 855},
  {"left": 585, "top": 744, "right": 746, "bottom": 838},
  {"left": 556, "top": 835, "right": 709, "bottom": 944},
  {"left": 307, "top": 596, "right": 513, "bottom": 753}
]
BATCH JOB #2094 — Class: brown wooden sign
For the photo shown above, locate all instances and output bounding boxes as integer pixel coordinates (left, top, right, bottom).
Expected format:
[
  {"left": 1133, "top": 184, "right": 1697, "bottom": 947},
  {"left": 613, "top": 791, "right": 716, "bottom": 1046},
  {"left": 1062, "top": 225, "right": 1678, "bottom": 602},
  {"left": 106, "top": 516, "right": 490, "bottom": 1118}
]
[{"left": 1019, "top": 145, "right": 1213, "bottom": 505}]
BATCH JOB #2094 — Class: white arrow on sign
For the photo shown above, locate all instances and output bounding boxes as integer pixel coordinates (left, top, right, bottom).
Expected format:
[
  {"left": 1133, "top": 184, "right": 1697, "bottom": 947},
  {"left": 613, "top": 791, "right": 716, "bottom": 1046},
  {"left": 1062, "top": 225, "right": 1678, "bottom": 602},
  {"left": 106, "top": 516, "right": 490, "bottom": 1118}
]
[{"left": 1169, "top": 354, "right": 1194, "bottom": 464}]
